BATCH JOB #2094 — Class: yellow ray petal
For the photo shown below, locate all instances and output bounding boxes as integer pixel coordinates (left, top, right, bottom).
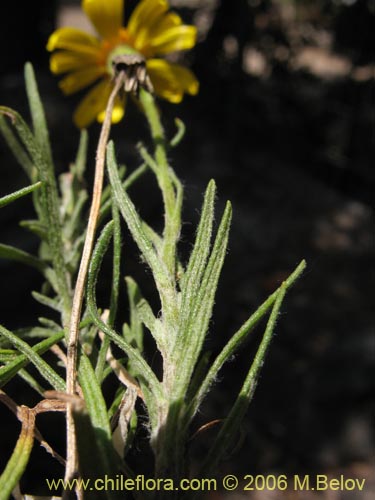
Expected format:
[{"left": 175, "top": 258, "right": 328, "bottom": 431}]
[
  {"left": 47, "top": 27, "right": 101, "bottom": 56},
  {"left": 128, "top": 0, "right": 168, "bottom": 46},
  {"left": 148, "top": 25, "right": 197, "bottom": 56},
  {"left": 97, "top": 93, "right": 126, "bottom": 123},
  {"left": 73, "top": 79, "right": 112, "bottom": 128},
  {"left": 147, "top": 59, "right": 199, "bottom": 103},
  {"left": 149, "top": 12, "right": 182, "bottom": 39},
  {"left": 59, "top": 67, "right": 106, "bottom": 95},
  {"left": 82, "top": 0, "right": 124, "bottom": 40},
  {"left": 135, "top": 11, "right": 183, "bottom": 52},
  {"left": 50, "top": 51, "right": 99, "bottom": 74}
]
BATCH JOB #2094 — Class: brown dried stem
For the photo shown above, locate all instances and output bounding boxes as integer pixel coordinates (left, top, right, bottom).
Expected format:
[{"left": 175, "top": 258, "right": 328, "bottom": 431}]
[{"left": 64, "top": 72, "right": 126, "bottom": 487}]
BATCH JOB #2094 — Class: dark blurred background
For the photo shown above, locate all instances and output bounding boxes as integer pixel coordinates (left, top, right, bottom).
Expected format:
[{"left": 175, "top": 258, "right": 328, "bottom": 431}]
[{"left": 0, "top": 0, "right": 374, "bottom": 498}]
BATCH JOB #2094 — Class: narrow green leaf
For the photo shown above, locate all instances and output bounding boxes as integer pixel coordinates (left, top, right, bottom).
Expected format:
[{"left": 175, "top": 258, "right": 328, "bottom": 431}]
[
  {"left": 76, "top": 354, "right": 130, "bottom": 500},
  {"left": 99, "top": 163, "right": 148, "bottom": 222},
  {"left": 0, "top": 324, "right": 65, "bottom": 391},
  {"left": 158, "top": 202, "right": 232, "bottom": 473},
  {"left": 65, "top": 233, "right": 85, "bottom": 271},
  {"left": 0, "top": 182, "right": 41, "bottom": 209},
  {"left": 106, "top": 142, "right": 174, "bottom": 303},
  {"left": 86, "top": 222, "right": 166, "bottom": 410},
  {"left": 63, "top": 189, "right": 88, "bottom": 241},
  {"left": 106, "top": 143, "right": 158, "bottom": 269},
  {"left": 0, "top": 114, "right": 34, "bottom": 178},
  {"left": 101, "top": 165, "right": 127, "bottom": 206},
  {"left": 31, "top": 291, "right": 62, "bottom": 313},
  {"left": 141, "top": 221, "right": 163, "bottom": 255},
  {"left": 184, "top": 260, "right": 306, "bottom": 427},
  {"left": 109, "top": 203, "right": 121, "bottom": 327},
  {"left": 137, "top": 143, "right": 159, "bottom": 175},
  {"left": 108, "top": 385, "right": 126, "bottom": 421},
  {"left": 0, "top": 315, "right": 90, "bottom": 347},
  {"left": 199, "top": 284, "right": 288, "bottom": 476},
  {"left": 19, "top": 219, "right": 48, "bottom": 240},
  {"left": 178, "top": 180, "right": 216, "bottom": 337},
  {"left": 125, "top": 277, "right": 144, "bottom": 351},
  {"left": 0, "top": 407, "right": 35, "bottom": 500},
  {"left": 24, "top": 63, "right": 53, "bottom": 169},
  {"left": 123, "top": 163, "right": 148, "bottom": 191},
  {"left": 0, "top": 350, "right": 17, "bottom": 363},
  {"left": 73, "top": 405, "right": 123, "bottom": 500},
  {"left": 186, "top": 351, "right": 211, "bottom": 402},
  {"left": 135, "top": 299, "right": 155, "bottom": 338},
  {"left": 136, "top": 299, "right": 166, "bottom": 354},
  {"left": 78, "top": 353, "right": 112, "bottom": 439},
  {"left": 0, "top": 106, "right": 71, "bottom": 315},
  {"left": 0, "top": 331, "right": 64, "bottom": 388},
  {"left": 174, "top": 201, "right": 232, "bottom": 396},
  {"left": 170, "top": 118, "right": 186, "bottom": 148},
  {"left": 38, "top": 317, "right": 61, "bottom": 330},
  {"left": 18, "top": 369, "right": 46, "bottom": 396},
  {"left": 0, "top": 107, "right": 40, "bottom": 172},
  {"left": 10, "top": 327, "right": 56, "bottom": 341},
  {"left": 0, "top": 243, "right": 46, "bottom": 273},
  {"left": 95, "top": 202, "right": 121, "bottom": 382}
]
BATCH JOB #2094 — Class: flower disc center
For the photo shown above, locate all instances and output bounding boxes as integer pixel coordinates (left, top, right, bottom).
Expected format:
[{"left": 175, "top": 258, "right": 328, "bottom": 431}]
[{"left": 107, "top": 44, "right": 140, "bottom": 75}]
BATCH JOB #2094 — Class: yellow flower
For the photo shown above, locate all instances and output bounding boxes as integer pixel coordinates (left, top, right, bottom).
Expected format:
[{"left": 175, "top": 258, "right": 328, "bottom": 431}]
[{"left": 47, "top": 0, "right": 199, "bottom": 128}]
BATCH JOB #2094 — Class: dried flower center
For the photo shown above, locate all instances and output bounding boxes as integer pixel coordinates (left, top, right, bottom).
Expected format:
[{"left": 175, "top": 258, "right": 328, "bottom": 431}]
[
  {"left": 108, "top": 45, "right": 154, "bottom": 95},
  {"left": 107, "top": 44, "right": 139, "bottom": 75}
]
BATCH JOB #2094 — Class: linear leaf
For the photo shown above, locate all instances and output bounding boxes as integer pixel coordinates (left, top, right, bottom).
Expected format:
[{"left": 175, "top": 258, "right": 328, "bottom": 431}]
[
  {"left": 99, "top": 163, "right": 148, "bottom": 222},
  {"left": 64, "top": 189, "right": 88, "bottom": 241},
  {"left": 178, "top": 180, "right": 216, "bottom": 339},
  {"left": 0, "top": 107, "right": 40, "bottom": 174},
  {"left": 102, "top": 165, "right": 127, "bottom": 207},
  {"left": 109, "top": 203, "right": 121, "bottom": 327},
  {"left": 170, "top": 118, "right": 186, "bottom": 148},
  {"left": 73, "top": 405, "right": 123, "bottom": 500},
  {"left": 0, "top": 406, "right": 35, "bottom": 500},
  {"left": 0, "top": 331, "right": 64, "bottom": 388},
  {"left": 136, "top": 299, "right": 166, "bottom": 355},
  {"left": 19, "top": 219, "right": 48, "bottom": 240},
  {"left": 18, "top": 369, "right": 46, "bottom": 396},
  {"left": 199, "top": 284, "right": 288, "bottom": 476},
  {"left": 0, "top": 324, "right": 65, "bottom": 391},
  {"left": 24, "top": 63, "right": 53, "bottom": 170},
  {"left": 31, "top": 291, "right": 62, "bottom": 313},
  {"left": 0, "top": 350, "right": 16, "bottom": 363},
  {"left": 78, "top": 353, "right": 112, "bottom": 439},
  {"left": 87, "top": 222, "right": 166, "bottom": 410},
  {"left": 0, "top": 182, "right": 41, "bottom": 209},
  {"left": 95, "top": 203, "right": 121, "bottom": 382},
  {"left": 0, "top": 243, "right": 46, "bottom": 273},
  {"left": 0, "top": 106, "right": 71, "bottom": 314},
  {"left": 0, "top": 114, "right": 34, "bottom": 178},
  {"left": 184, "top": 260, "right": 306, "bottom": 428},
  {"left": 173, "top": 202, "right": 232, "bottom": 397},
  {"left": 106, "top": 142, "right": 176, "bottom": 314},
  {"left": 125, "top": 277, "right": 144, "bottom": 352}
]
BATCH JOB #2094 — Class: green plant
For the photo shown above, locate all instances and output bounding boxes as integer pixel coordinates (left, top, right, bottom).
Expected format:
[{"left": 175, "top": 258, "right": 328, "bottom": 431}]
[{"left": 0, "top": 62, "right": 305, "bottom": 499}]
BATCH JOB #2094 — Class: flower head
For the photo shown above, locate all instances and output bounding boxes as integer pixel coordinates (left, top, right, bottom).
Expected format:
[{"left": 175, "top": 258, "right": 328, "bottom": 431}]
[{"left": 47, "top": 0, "right": 199, "bottom": 128}]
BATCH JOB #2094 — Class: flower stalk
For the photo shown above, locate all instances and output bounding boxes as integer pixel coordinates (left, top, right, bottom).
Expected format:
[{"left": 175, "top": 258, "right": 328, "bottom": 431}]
[
  {"left": 139, "top": 89, "right": 182, "bottom": 278},
  {"left": 65, "top": 70, "right": 127, "bottom": 484}
]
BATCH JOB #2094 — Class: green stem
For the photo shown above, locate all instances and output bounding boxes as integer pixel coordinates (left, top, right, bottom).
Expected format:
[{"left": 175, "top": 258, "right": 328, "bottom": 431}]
[
  {"left": 139, "top": 89, "right": 181, "bottom": 279},
  {"left": 138, "top": 91, "right": 186, "bottom": 491}
]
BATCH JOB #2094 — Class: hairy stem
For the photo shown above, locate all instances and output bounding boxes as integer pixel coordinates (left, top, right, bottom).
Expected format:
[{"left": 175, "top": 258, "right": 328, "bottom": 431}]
[
  {"left": 139, "top": 89, "right": 181, "bottom": 280},
  {"left": 64, "top": 73, "right": 125, "bottom": 489}
]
